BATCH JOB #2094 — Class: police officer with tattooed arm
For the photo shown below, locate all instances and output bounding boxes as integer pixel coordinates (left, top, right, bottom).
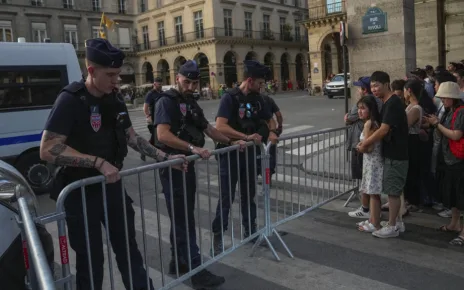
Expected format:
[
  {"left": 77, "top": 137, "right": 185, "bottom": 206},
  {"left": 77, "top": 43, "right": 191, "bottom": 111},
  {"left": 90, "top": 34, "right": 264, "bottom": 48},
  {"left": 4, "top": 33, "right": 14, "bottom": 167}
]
[
  {"left": 39, "top": 38, "right": 187, "bottom": 290},
  {"left": 154, "top": 60, "right": 245, "bottom": 289}
]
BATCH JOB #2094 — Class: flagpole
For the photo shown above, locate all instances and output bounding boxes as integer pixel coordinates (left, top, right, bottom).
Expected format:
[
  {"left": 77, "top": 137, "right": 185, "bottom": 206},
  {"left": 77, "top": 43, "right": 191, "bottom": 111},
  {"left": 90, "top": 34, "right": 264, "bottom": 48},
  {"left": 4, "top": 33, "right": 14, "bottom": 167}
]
[{"left": 99, "top": 12, "right": 105, "bottom": 31}]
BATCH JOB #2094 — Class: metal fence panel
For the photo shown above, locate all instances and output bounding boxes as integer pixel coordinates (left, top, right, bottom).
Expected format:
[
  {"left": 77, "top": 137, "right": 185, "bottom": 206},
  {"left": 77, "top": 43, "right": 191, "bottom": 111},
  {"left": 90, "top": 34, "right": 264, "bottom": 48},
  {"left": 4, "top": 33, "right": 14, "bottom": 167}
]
[{"left": 17, "top": 127, "right": 358, "bottom": 289}]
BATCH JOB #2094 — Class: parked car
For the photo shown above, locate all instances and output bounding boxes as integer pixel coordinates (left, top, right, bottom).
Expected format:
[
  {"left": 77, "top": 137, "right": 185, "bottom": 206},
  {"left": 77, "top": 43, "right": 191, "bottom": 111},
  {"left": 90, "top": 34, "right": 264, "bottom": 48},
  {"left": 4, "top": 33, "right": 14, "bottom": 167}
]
[{"left": 324, "top": 73, "right": 351, "bottom": 99}]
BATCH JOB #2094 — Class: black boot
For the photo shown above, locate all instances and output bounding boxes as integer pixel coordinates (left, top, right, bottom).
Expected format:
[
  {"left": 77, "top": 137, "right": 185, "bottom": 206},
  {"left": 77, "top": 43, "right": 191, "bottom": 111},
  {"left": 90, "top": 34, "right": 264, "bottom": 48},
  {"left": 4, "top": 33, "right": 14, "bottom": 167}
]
[
  {"left": 191, "top": 269, "right": 225, "bottom": 289},
  {"left": 211, "top": 232, "right": 224, "bottom": 257},
  {"left": 168, "top": 258, "right": 189, "bottom": 275}
]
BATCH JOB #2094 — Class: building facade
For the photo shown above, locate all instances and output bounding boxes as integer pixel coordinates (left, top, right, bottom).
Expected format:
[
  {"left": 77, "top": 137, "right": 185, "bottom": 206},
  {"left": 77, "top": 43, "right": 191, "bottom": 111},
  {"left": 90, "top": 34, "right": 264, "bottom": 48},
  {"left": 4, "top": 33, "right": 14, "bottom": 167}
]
[
  {"left": 303, "top": 0, "right": 464, "bottom": 90},
  {"left": 135, "top": 0, "right": 310, "bottom": 91},
  {"left": 0, "top": 0, "right": 138, "bottom": 83}
]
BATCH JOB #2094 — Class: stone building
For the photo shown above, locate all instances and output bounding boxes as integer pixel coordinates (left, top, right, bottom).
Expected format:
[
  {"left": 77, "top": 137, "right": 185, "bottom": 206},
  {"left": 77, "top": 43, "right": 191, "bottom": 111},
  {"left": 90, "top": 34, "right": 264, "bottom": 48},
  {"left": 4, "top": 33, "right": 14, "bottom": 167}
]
[
  {"left": 303, "top": 0, "right": 464, "bottom": 90},
  {"left": 135, "top": 0, "right": 309, "bottom": 91}
]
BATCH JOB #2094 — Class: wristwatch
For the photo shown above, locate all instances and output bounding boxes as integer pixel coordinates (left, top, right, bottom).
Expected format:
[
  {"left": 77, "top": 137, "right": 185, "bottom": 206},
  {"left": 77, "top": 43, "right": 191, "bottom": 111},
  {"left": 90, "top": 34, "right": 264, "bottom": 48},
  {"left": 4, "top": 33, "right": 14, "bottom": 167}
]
[{"left": 187, "top": 144, "right": 194, "bottom": 152}]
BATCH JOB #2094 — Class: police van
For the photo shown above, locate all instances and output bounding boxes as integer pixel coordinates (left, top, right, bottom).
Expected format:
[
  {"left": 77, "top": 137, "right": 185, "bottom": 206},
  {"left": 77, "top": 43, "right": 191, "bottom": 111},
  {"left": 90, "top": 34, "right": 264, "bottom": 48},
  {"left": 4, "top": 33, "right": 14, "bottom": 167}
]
[{"left": 0, "top": 39, "right": 82, "bottom": 194}]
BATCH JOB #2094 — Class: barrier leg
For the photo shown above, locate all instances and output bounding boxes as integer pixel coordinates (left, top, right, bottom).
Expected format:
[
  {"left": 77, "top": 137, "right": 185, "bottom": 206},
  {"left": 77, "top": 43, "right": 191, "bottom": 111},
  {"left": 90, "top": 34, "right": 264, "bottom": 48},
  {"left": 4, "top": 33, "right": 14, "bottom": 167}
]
[
  {"left": 249, "top": 148, "right": 294, "bottom": 261},
  {"left": 343, "top": 181, "right": 359, "bottom": 207}
]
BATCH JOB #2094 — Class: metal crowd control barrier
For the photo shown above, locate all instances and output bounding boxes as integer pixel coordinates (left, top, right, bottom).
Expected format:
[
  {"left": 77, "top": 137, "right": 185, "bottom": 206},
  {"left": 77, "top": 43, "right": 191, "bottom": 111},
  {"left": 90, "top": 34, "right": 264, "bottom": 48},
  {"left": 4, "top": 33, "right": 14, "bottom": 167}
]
[
  {"left": 17, "top": 197, "right": 56, "bottom": 290},
  {"left": 19, "top": 126, "right": 358, "bottom": 289},
  {"left": 256, "top": 127, "right": 359, "bottom": 259},
  {"left": 0, "top": 159, "right": 56, "bottom": 290},
  {"left": 33, "top": 141, "right": 283, "bottom": 290}
]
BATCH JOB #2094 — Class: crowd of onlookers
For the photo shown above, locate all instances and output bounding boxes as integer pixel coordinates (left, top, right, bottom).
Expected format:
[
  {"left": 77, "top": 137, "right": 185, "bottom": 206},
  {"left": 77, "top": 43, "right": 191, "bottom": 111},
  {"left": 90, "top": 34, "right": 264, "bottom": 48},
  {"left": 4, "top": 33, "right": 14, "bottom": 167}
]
[{"left": 344, "top": 60, "right": 464, "bottom": 246}]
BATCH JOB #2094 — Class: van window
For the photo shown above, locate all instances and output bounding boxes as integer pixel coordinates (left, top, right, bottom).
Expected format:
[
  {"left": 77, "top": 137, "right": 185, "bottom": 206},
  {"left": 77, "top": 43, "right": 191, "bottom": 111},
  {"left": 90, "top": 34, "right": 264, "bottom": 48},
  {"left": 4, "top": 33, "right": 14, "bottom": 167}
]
[{"left": 0, "top": 65, "right": 68, "bottom": 111}]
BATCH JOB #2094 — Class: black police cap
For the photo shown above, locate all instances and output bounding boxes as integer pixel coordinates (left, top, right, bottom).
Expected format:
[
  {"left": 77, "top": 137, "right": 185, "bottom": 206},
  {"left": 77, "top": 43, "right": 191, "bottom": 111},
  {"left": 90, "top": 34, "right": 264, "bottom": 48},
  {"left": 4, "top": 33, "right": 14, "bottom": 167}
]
[
  {"left": 179, "top": 60, "right": 200, "bottom": 80},
  {"left": 154, "top": 77, "right": 163, "bottom": 83},
  {"left": 243, "top": 60, "right": 271, "bottom": 79},
  {"left": 85, "top": 38, "right": 125, "bottom": 68}
]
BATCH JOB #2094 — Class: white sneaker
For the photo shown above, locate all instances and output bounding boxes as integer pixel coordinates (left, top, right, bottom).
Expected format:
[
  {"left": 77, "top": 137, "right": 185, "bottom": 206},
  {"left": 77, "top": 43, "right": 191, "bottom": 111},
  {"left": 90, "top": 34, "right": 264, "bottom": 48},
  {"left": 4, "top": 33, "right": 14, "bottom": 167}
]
[
  {"left": 357, "top": 220, "right": 369, "bottom": 227},
  {"left": 348, "top": 207, "right": 370, "bottom": 218},
  {"left": 372, "top": 223, "right": 400, "bottom": 238},
  {"left": 381, "top": 221, "right": 405, "bottom": 233},
  {"left": 438, "top": 209, "right": 452, "bottom": 218}
]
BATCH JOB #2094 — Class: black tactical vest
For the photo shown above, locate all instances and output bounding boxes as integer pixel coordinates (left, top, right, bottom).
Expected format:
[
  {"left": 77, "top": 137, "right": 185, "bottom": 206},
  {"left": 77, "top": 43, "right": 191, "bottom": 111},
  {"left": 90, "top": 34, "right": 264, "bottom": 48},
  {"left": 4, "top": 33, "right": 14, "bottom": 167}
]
[
  {"left": 154, "top": 89, "right": 208, "bottom": 154},
  {"left": 60, "top": 81, "right": 128, "bottom": 172},
  {"left": 227, "top": 88, "right": 270, "bottom": 141}
]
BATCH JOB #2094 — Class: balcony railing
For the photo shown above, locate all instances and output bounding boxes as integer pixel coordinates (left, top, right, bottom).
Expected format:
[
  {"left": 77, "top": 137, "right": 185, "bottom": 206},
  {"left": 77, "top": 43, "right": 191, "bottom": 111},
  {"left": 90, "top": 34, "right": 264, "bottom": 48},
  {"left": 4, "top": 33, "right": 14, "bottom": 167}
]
[
  {"left": 136, "top": 27, "right": 307, "bottom": 52},
  {"left": 307, "top": 1, "right": 346, "bottom": 21}
]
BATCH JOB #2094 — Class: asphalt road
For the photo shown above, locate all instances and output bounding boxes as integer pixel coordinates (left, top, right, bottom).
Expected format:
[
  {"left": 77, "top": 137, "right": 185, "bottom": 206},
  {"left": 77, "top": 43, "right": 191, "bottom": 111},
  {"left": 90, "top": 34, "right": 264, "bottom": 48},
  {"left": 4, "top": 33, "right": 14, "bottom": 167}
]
[{"left": 36, "top": 92, "right": 464, "bottom": 289}]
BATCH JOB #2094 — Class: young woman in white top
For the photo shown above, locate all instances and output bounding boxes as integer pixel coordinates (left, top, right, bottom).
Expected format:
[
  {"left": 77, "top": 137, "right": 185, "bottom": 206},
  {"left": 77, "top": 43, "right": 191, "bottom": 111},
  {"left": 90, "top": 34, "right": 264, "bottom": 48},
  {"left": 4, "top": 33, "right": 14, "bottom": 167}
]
[{"left": 356, "top": 95, "right": 384, "bottom": 232}]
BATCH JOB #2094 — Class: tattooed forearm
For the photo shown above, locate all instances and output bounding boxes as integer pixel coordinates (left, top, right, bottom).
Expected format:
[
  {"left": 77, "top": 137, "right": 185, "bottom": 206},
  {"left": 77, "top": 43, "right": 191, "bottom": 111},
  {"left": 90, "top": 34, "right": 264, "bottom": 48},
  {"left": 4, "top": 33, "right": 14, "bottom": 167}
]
[
  {"left": 41, "top": 131, "right": 96, "bottom": 168},
  {"left": 55, "top": 155, "right": 95, "bottom": 168},
  {"left": 48, "top": 143, "right": 67, "bottom": 156},
  {"left": 127, "top": 132, "right": 166, "bottom": 161},
  {"left": 43, "top": 131, "right": 64, "bottom": 142}
]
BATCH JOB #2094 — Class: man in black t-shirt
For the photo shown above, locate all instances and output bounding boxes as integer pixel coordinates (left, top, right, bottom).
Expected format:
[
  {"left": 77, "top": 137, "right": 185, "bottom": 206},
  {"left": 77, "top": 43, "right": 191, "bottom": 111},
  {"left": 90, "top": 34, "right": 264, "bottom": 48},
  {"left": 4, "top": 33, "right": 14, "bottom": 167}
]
[{"left": 358, "top": 71, "right": 409, "bottom": 239}]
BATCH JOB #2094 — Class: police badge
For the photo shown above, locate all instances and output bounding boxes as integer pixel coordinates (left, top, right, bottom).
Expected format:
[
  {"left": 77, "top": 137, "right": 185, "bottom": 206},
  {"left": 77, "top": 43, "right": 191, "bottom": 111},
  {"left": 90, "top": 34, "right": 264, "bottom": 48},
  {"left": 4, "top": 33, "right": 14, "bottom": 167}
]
[
  {"left": 239, "top": 107, "right": 245, "bottom": 119},
  {"left": 90, "top": 105, "right": 101, "bottom": 132},
  {"left": 179, "top": 103, "right": 187, "bottom": 116}
]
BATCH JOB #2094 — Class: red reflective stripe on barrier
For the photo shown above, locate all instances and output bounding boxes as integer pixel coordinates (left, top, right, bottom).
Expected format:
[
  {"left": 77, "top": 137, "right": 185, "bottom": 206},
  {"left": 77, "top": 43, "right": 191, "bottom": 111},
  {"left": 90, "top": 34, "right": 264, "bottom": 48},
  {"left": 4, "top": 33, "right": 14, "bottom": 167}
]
[
  {"left": 265, "top": 168, "right": 270, "bottom": 185},
  {"left": 22, "top": 240, "right": 30, "bottom": 270},
  {"left": 59, "top": 236, "right": 69, "bottom": 265}
]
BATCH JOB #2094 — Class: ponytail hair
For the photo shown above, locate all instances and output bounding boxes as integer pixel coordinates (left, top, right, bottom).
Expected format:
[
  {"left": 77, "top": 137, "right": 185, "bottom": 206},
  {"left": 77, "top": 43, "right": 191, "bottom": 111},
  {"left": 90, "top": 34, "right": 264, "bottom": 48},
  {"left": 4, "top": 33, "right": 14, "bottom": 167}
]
[
  {"left": 404, "top": 79, "right": 423, "bottom": 100},
  {"left": 405, "top": 79, "right": 437, "bottom": 114}
]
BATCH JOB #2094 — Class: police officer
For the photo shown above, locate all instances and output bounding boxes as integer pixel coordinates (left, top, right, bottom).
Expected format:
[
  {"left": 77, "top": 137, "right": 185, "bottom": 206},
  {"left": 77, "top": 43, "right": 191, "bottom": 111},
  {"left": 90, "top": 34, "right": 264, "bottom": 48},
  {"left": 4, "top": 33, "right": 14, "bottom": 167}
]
[
  {"left": 141, "top": 77, "right": 163, "bottom": 161},
  {"left": 39, "top": 38, "right": 187, "bottom": 290},
  {"left": 211, "top": 60, "right": 279, "bottom": 255},
  {"left": 154, "top": 60, "right": 244, "bottom": 289}
]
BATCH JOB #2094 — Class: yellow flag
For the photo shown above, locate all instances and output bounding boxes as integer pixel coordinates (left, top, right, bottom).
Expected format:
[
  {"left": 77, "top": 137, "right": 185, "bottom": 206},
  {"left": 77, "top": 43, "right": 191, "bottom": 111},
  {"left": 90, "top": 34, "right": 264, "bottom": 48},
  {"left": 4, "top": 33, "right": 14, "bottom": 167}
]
[
  {"left": 100, "top": 12, "right": 117, "bottom": 31},
  {"left": 103, "top": 15, "right": 115, "bottom": 30}
]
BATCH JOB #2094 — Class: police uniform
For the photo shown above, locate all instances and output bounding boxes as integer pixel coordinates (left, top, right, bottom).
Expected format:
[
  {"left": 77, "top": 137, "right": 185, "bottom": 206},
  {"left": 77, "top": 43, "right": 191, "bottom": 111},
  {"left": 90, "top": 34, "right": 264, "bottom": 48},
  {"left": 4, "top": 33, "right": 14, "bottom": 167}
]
[
  {"left": 44, "top": 38, "right": 154, "bottom": 290},
  {"left": 211, "top": 60, "right": 273, "bottom": 252},
  {"left": 153, "top": 60, "right": 225, "bottom": 288}
]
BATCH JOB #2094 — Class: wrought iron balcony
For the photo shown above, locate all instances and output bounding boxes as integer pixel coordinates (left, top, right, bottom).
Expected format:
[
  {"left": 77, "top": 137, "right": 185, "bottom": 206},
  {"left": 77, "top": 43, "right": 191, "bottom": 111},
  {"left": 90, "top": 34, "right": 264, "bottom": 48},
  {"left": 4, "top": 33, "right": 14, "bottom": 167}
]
[
  {"left": 136, "top": 27, "right": 307, "bottom": 52},
  {"left": 306, "top": 1, "right": 346, "bottom": 21}
]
